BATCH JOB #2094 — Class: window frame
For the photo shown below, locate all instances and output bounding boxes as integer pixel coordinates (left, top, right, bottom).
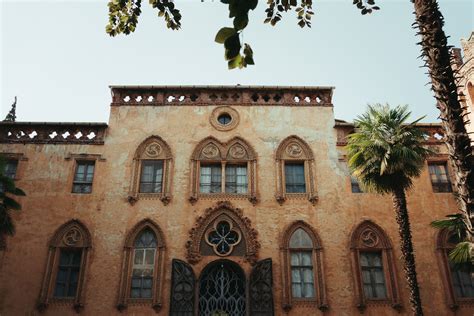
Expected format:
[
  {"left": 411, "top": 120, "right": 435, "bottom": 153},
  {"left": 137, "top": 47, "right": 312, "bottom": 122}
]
[
  {"left": 138, "top": 160, "right": 164, "bottom": 194},
  {"left": 37, "top": 220, "right": 91, "bottom": 313},
  {"left": 436, "top": 228, "right": 474, "bottom": 310},
  {"left": 72, "top": 160, "right": 95, "bottom": 194},
  {"left": 275, "top": 136, "right": 318, "bottom": 205},
  {"left": 117, "top": 219, "right": 166, "bottom": 313},
  {"left": 129, "top": 136, "right": 173, "bottom": 205},
  {"left": 350, "top": 221, "right": 401, "bottom": 312},
  {"left": 427, "top": 161, "right": 453, "bottom": 193},
  {"left": 280, "top": 221, "right": 328, "bottom": 312},
  {"left": 189, "top": 137, "right": 257, "bottom": 205}
]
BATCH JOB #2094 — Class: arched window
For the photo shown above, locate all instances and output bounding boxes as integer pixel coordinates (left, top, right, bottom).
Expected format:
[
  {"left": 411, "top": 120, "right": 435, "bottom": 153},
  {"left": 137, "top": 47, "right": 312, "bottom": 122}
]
[
  {"left": 189, "top": 137, "right": 258, "bottom": 205},
  {"left": 436, "top": 228, "right": 474, "bottom": 310},
  {"left": 128, "top": 136, "right": 173, "bottom": 205},
  {"left": 275, "top": 136, "right": 317, "bottom": 205},
  {"left": 280, "top": 221, "right": 327, "bottom": 312},
  {"left": 117, "top": 219, "right": 166, "bottom": 312},
  {"left": 350, "top": 220, "right": 401, "bottom": 312},
  {"left": 37, "top": 220, "right": 92, "bottom": 313}
]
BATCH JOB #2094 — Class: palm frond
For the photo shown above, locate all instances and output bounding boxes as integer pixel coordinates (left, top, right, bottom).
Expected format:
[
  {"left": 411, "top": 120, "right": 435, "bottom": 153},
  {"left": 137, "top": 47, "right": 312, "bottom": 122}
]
[{"left": 448, "top": 241, "right": 474, "bottom": 265}]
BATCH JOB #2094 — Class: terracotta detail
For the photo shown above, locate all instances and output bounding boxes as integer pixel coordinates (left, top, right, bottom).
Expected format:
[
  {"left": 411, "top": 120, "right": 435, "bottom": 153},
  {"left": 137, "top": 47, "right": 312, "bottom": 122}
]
[
  {"left": 280, "top": 221, "right": 328, "bottom": 312},
  {"left": 116, "top": 219, "right": 166, "bottom": 312},
  {"left": 349, "top": 220, "right": 401, "bottom": 312},
  {"left": 210, "top": 106, "right": 240, "bottom": 131},
  {"left": 275, "top": 135, "right": 318, "bottom": 204},
  {"left": 189, "top": 136, "right": 258, "bottom": 203},
  {"left": 36, "top": 220, "right": 92, "bottom": 313},
  {"left": 128, "top": 135, "right": 173, "bottom": 205},
  {"left": 0, "top": 122, "right": 107, "bottom": 145},
  {"left": 185, "top": 201, "right": 260, "bottom": 265}
]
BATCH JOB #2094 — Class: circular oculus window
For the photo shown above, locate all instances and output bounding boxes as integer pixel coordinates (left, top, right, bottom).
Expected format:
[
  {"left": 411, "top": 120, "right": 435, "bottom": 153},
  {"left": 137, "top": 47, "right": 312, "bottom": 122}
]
[{"left": 210, "top": 106, "right": 239, "bottom": 131}]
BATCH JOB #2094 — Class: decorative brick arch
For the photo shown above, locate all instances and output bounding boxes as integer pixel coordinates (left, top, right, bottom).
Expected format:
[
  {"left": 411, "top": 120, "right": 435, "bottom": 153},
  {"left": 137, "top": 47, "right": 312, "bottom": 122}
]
[
  {"left": 37, "top": 219, "right": 92, "bottom": 313},
  {"left": 117, "top": 219, "right": 166, "bottom": 313},
  {"left": 349, "top": 220, "right": 401, "bottom": 312},
  {"left": 436, "top": 228, "right": 474, "bottom": 310},
  {"left": 275, "top": 135, "right": 318, "bottom": 205},
  {"left": 128, "top": 135, "right": 173, "bottom": 205},
  {"left": 280, "top": 221, "right": 328, "bottom": 312},
  {"left": 185, "top": 201, "right": 260, "bottom": 265},
  {"left": 189, "top": 137, "right": 258, "bottom": 204}
]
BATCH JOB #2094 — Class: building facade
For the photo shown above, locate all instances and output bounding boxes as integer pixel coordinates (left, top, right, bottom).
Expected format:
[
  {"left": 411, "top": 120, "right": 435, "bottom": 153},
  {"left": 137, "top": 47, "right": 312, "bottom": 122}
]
[{"left": 0, "top": 86, "right": 472, "bottom": 316}]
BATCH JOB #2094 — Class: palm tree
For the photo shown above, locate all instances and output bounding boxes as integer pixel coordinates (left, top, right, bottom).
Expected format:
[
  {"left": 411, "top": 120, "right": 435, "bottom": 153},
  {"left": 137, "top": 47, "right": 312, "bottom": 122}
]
[
  {"left": 347, "top": 104, "right": 431, "bottom": 316},
  {"left": 0, "top": 157, "right": 26, "bottom": 239},
  {"left": 412, "top": 0, "right": 474, "bottom": 249}
]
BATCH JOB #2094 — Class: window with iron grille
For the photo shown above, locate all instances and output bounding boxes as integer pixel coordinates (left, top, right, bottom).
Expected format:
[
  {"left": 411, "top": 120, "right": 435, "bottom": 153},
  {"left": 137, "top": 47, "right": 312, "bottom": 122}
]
[
  {"left": 54, "top": 249, "right": 82, "bottom": 298},
  {"left": 285, "top": 163, "right": 306, "bottom": 193},
  {"left": 131, "top": 229, "right": 157, "bottom": 299},
  {"left": 200, "top": 164, "right": 222, "bottom": 193},
  {"left": 428, "top": 162, "right": 452, "bottom": 193},
  {"left": 139, "top": 160, "right": 163, "bottom": 193},
  {"left": 360, "top": 251, "right": 387, "bottom": 299},
  {"left": 72, "top": 161, "right": 95, "bottom": 194},
  {"left": 225, "top": 164, "right": 248, "bottom": 194},
  {"left": 351, "top": 176, "right": 363, "bottom": 193}
]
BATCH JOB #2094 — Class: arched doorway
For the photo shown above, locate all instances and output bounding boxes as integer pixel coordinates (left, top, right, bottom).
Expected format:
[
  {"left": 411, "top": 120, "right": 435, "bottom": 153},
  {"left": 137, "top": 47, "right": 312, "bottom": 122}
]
[{"left": 198, "top": 260, "right": 246, "bottom": 316}]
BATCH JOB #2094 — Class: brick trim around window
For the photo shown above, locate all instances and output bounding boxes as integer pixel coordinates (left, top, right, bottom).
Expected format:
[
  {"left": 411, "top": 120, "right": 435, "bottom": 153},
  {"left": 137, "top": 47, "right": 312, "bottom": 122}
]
[
  {"left": 349, "top": 220, "right": 402, "bottom": 313},
  {"left": 36, "top": 219, "right": 92, "bottom": 313}
]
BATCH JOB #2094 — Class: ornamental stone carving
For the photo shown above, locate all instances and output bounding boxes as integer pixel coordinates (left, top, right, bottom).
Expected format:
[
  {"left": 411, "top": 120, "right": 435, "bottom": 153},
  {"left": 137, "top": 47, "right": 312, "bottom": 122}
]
[
  {"left": 144, "top": 142, "right": 162, "bottom": 158},
  {"left": 360, "top": 228, "right": 379, "bottom": 248},
  {"left": 285, "top": 142, "right": 303, "bottom": 158},
  {"left": 201, "top": 144, "right": 220, "bottom": 159},
  {"left": 229, "top": 144, "right": 247, "bottom": 159},
  {"left": 185, "top": 201, "right": 260, "bottom": 265},
  {"left": 63, "top": 228, "right": 83, "bottom": 246}
]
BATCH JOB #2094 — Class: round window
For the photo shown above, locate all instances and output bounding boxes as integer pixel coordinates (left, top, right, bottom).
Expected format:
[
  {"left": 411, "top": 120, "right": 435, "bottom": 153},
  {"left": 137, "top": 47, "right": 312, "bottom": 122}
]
[{"left": 217, "top": 113, "right": 232, "bottom": 125}]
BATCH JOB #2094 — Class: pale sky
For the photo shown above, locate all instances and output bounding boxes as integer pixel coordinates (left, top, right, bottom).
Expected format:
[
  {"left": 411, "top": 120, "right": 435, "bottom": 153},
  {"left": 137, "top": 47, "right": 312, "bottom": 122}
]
[{"left": 1, "top": 0, "right": 473, "bottom": 123}]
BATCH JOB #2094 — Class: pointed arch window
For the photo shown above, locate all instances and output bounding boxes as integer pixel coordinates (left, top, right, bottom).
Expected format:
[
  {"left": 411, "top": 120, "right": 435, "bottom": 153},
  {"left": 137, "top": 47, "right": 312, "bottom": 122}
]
[
  {"left": 189, "top": 137, "right": 258, "bottom": 205},
  {"left": 436, "top": 228, "right": 474, "bottom": 310},
  {"left": 275, "top": 136, "right": 317, "bottom": 205},
  {"left": 350, "top": 221, "right": 401, "bottom": 312},
  {"left": 117, "top": 219, "right": 166, "bottom": 313},
  {"left": 281, "top": 221, "right": 328, "bottom": 312},
  {"left": 129, "top": 136, "right": 173, "bottom": 205},
  {"left": 37, "top": 220, "right": 92, "bottom": 313}
]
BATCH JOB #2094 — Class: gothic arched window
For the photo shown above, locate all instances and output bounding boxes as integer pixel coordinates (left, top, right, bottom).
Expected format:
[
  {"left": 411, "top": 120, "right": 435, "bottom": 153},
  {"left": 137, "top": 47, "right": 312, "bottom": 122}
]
[
  {"left": 275, "top": 136, "right": 317, "bottom": 205},
  {"left": 117, "top": 219, "right": 166, "bottom": 312},
  {"left": 37, "top": 220, "right": 92, "bottom": 313},
  {"left": 280, "top": 221, "right": 327, "bottom": 312},
  {"left": 129, "top": 136, "right": 173, "bottom": 205},
  {"left": 350, "top": 220, "right": 401, "bottom": 312},
  {"left": 436, "top": 228, "right": 474, "bottom": 310},
  {"left": 189, "top": 137, "right": 258, "bottom": 205}
]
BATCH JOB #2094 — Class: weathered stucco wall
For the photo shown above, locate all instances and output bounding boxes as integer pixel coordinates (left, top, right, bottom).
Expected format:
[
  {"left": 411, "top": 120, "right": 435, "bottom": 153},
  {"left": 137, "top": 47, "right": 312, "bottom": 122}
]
[{"left": 0, "top": 86, "right": 467, "bottom": 316}]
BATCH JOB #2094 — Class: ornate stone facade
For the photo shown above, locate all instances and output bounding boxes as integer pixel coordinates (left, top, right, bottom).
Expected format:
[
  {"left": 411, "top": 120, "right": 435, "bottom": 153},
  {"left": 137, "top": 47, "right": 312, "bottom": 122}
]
[{"left": 0, "top": 85, "right": 469, "bottom": 315}]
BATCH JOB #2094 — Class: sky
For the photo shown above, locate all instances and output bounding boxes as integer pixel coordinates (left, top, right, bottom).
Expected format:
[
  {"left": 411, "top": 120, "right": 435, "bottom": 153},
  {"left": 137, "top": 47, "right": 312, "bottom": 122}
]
[{"left": 1, "top": 0, "right": 473, "bottom": 123}]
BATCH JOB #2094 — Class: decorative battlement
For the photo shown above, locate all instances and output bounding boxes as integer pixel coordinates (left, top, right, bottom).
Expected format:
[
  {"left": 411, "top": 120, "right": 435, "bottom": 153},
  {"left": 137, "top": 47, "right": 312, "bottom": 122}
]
[
  {"left": 335, "top": 121, "right": 447, "bottom": 146},
  {"left": 0, "top": 122, "right": 107, "bottom": 145},
  {"left": 110, "top": 85, "right": 334, "bottom": 107}
]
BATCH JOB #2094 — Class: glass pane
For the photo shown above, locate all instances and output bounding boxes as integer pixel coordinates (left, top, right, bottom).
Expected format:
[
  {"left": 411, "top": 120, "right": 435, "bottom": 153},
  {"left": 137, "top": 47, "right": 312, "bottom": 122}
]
[
  {"left": 145, "top": 249, "right": 155, "bottom": 265},
  {"left": 285, "top": 163, "right": 306, "bottom": 193},
  {"left": 290, "top": 253, "right": 301, "bottom": 266},
  {"left": 289, "top": 228, "right": 313, "bottom": 248},
  {"left": 360, "top": 253, "right": 369, "bottom": 267},
  {"left": 54, "top": 283, "right": 65, "bottom": 297},
  {"left": 56, "top": 268, "right": 67, "bottom": 283},
  {"left": 374, "top": 269, "right": 385, "bottom": 283},
  {"left": 292, "top": 283, "right": 302, "bottom": 298},
  {"left": 291, "top": 268, "right": 301, "bottom": 282},
  {"left": 4, "top": 160, "right": 18, "bottom": 179},
  {"left": 302, "top": 268, "right": 314, "bottom": 283},
  {"left": 131, "top": 278, "right": 141, "bottom": 288},
  {"left": 362, "top": 270, "right": 371, "bottom": 284},
  {"left": 134, "top": 249, "right": 144, "bottom": 264},
  {"left": 143, "top": 278, "right": 153, "bottom": 289},
  {"left": 363, "top": 285, "right": 373, "bottom": 298},
  {"left": 375, "top": 284, "right": 387, "bottom": 298},
  {"left": 134, "top": 230, "right": 157, "bottom": 248},
  {"left": 141, "top": 289, "right": 152, "bottom": 298},
  {"left": 140, "top": 161, "right": 163, "bottom": 193},
  {"left": 130, "top": 288, "right": 141, "bottom": 298},
  {"left": 301, "top": 252, "right": 312, "bottom": 266},
  {"left": 303, "top": 281, "right": 315, "bottom": 298}
]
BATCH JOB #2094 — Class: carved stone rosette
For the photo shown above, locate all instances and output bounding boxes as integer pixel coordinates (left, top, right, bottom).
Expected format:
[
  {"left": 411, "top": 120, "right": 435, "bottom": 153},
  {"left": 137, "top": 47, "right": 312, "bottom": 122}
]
[{"left": 185, "top": 201, "right": 260, "bottom": 265}]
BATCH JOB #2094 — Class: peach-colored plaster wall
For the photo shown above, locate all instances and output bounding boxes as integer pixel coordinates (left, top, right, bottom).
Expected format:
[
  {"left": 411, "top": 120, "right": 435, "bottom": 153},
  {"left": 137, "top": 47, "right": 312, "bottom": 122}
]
[{"left": 0, "top": 96, "right": 468, "bottom": 316}]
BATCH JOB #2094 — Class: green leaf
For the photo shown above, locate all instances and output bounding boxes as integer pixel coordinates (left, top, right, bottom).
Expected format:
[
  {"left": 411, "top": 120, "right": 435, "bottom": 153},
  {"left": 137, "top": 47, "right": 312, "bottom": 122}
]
[
  {"left": 224, "top": 33, "right": 241, "bottom": 60},
  {"left": 215, "top": 27, "right": 236, "bottom": 44},
  {"left": 449, "top": 242, "right": 474, "bottom": 264},
  {"left": 233, "top": 13, "right": 249, "bottom": 30},
  {"left": 228, "top": 54, "right": 243, "bottom": 69}
]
